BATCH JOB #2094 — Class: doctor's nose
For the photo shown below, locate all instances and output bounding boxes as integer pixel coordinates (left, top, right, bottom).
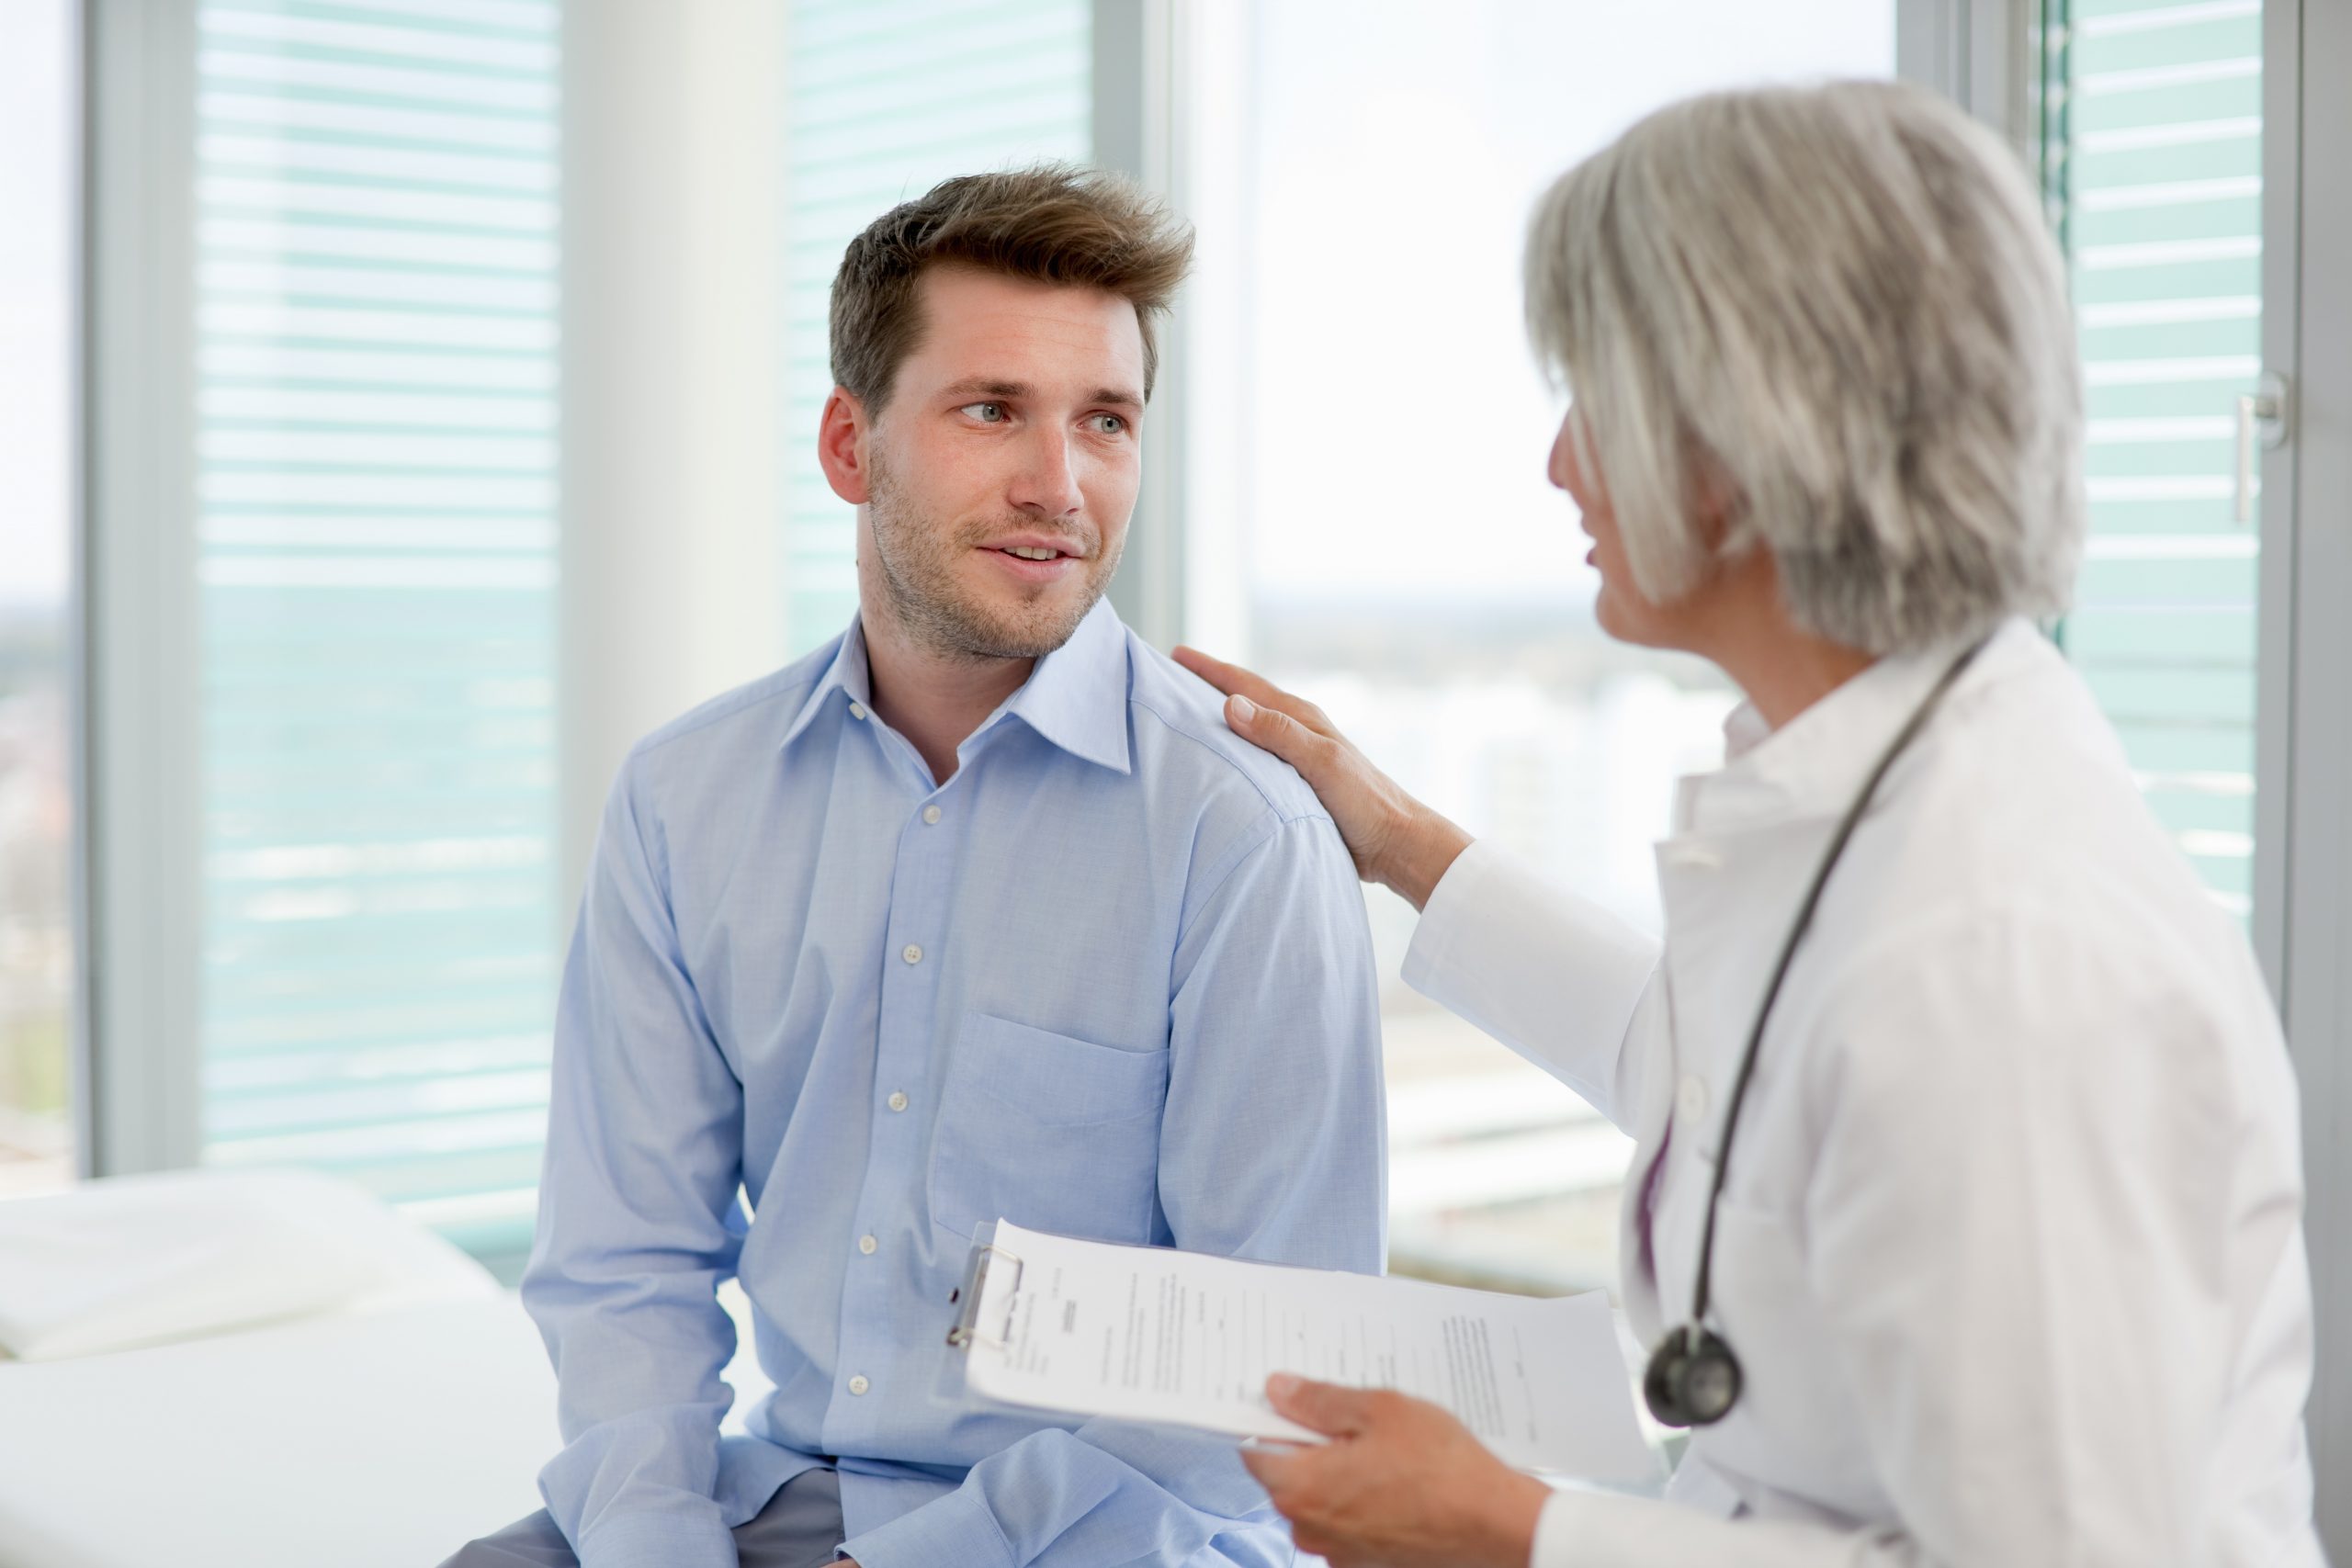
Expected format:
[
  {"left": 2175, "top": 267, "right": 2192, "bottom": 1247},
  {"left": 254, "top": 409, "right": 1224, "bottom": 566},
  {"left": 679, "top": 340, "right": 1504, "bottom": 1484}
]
[{"left": 1007, "top": 429, "right": 1084, "bottom": 520}]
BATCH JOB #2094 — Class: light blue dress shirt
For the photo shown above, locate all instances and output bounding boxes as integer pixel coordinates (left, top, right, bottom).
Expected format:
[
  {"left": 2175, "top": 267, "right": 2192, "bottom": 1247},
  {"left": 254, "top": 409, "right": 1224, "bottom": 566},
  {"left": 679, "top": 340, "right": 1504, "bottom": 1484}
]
[{"left": 522, "top": 600, "right": 1387, "bottom": 1568}]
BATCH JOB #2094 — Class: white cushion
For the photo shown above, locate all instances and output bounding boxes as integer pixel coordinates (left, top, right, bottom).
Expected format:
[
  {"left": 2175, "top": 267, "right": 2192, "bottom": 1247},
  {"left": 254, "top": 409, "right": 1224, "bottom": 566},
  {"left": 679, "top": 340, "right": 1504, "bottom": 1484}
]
[
  {"left": 0, "top": 1295, "right": 558, "bottom": 1568},
  {"left": 0, "top": 1167, "right": 498, "bottom": 1361}
]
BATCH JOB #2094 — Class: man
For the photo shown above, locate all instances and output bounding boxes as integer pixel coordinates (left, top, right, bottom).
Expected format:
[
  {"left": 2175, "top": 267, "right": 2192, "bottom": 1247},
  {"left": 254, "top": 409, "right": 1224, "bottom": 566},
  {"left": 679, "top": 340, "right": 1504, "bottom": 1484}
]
[{"left": 444, "top": 166, "right": 1385, "bottom": 1568}]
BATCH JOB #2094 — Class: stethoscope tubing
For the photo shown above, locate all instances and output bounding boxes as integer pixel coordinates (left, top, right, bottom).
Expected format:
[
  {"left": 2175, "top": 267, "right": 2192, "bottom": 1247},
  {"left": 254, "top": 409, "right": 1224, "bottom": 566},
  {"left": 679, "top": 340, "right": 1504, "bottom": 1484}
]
[{"left": 1664, "top": 633, "right": 1996, "bottom": 1416}]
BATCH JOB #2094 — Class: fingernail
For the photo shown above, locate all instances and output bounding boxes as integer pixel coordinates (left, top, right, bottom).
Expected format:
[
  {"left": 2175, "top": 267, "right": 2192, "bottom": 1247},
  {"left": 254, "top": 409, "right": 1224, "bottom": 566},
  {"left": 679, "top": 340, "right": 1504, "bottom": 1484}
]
[
  {"left": 1229, "top": 694, "right": 1258, "bottom": 725},
  {"left": 1267, "top": 1372, "right": 1297, "bottom": 1398}
]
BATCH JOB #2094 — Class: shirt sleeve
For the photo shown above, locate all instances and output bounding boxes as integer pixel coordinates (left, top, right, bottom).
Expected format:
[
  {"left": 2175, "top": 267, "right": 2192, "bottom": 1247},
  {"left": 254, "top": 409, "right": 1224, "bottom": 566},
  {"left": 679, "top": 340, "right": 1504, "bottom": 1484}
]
[
  {"left": 521, "top": 752, "right": 747, "bottom": 1568},
  {"left": 1529, "top": 900, "right": 2293, "bottom": 1567},
  {"left": 839, "top": 811, "right": 1386, "bottom": 1568},
  {"left": 1401, "top": 837, "right": 1663, "bottom": 1130}
]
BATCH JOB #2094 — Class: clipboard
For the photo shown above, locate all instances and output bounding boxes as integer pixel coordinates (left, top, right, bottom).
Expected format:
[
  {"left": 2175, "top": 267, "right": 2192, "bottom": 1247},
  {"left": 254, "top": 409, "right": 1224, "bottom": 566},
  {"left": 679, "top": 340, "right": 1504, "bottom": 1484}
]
[
  {"left": 932, "top": 1220, "right": 1043, "bottom": 1414},
  {"left": 935, "top": 1218, "right": 1662, "bottom": 1483},
  {"left": 944, "top": 1221, "right": 1022, "bottom": 1352}
]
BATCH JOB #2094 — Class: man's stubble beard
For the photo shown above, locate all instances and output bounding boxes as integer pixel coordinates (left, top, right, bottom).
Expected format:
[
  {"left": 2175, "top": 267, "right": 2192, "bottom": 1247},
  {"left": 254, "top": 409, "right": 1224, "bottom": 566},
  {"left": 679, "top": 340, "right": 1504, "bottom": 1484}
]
[{"left": 865, "top": 448, "right": 1125, "bottom": 663}]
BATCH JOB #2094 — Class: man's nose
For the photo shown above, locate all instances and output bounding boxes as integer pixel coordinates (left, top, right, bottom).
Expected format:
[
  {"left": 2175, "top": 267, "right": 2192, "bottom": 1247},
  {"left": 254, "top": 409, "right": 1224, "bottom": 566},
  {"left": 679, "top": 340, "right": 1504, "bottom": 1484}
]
[{"left": 1007, "top": 427, "right": 1084, "bottom": 519}]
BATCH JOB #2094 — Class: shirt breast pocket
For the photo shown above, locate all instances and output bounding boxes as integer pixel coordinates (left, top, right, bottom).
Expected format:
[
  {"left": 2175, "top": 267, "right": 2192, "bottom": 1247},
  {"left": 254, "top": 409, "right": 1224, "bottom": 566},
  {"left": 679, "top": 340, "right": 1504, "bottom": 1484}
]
[{"left": 927, "top": 1012, "right": 1170, "bottom": 1248}]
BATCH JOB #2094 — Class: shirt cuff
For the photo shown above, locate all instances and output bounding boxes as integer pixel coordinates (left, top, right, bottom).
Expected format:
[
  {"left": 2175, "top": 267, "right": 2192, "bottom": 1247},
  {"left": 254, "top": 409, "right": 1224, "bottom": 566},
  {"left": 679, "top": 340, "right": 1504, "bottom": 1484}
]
[
  {"left": 1401, "top": 835, "right": 1498, "bottom": 998},
  {"left": 575, "top": 1508, "right": 740, "bottom": 1568},
  {"left": 1532, "top": 1485, "right": 1753, "bottom": 1568},
  {"left": 836, "top": 1482, "right": 1017, "bottom": 1568},
  {"left": 1533, "top": 1487, "right": 1652, "bottom": 1568}
]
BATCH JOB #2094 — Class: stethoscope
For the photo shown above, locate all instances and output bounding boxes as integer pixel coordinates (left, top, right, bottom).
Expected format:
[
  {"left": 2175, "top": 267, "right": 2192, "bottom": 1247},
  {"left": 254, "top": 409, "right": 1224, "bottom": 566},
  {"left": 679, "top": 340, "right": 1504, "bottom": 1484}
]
[{"left": 1643, "top": 636, "right": 1992, "bottom": 1429}]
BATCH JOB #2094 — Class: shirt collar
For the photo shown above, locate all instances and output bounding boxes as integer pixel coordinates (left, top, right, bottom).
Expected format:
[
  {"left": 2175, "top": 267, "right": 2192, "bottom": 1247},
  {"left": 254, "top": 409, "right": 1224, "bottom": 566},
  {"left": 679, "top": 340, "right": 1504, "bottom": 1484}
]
[
  {"left": 776, "top": 616, "right": 877, "bottom": 753},
  {"left": 1671, "top": 617, "right": 2040, "bottom": 839},
  {"left": 776, "top": 598, "right": 1133, "bottom": 775},
  {"left": 993, "top": 597, "right": 1134, "bottom": 774}
]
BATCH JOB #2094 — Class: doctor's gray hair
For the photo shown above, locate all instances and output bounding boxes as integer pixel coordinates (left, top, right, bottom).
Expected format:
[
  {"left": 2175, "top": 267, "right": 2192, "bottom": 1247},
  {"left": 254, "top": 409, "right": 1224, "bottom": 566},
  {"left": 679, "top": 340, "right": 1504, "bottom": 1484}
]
[{"left": 1523, "top": 81, "right": 2084, "bottom": 654}]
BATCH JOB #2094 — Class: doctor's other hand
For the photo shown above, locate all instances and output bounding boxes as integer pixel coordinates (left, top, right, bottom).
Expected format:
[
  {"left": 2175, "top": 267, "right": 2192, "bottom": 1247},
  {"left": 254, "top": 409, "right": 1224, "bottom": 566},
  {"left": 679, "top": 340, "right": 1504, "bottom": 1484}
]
[
  {"left": 1171, "top": 648, "right": 1471, "bottom": 910},
  {"left": 1239, "top": 1374, "right": 1549, "bottom": 1568}
]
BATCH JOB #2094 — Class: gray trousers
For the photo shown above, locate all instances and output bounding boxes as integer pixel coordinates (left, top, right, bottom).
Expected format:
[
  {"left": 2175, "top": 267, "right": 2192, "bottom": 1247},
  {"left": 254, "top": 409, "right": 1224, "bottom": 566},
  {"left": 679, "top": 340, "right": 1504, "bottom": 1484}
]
[{"left": 439, "top": 1467, "right": 844, "bottom": 1568}]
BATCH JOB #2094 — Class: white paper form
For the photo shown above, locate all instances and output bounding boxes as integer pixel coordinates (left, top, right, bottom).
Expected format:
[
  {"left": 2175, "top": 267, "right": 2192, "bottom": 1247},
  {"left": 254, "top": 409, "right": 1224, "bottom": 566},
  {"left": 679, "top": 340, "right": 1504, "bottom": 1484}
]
[{"left": 960, "top": 1221, "right": 1657, "bottom": 1482}]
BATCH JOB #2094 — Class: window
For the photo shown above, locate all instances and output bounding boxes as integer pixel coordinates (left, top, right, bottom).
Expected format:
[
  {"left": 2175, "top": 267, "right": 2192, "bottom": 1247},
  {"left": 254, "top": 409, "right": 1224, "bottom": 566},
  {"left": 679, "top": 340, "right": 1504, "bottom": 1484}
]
[
  {"left": 192, "top": 0, "right": 562, "bottom": 1272},
  {"left": 781, "top": 0, "right": 1091, "bottom": 654},
  {"left": 0, "top": 0, "right": 78, "bottom": 1200},
  {"left": 2042, "top": 0, "right": 2264, "bottom": 925},
  {"left": 1182, "top": 0, "right": 1897, "bottom": 1292}
]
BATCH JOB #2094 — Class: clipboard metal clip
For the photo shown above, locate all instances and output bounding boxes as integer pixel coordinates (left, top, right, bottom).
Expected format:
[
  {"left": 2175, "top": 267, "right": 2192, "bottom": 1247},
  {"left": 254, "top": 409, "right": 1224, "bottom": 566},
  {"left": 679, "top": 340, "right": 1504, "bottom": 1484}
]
[{"left": 945, "top": 1242, "right": 1024, "bottom": 1351}]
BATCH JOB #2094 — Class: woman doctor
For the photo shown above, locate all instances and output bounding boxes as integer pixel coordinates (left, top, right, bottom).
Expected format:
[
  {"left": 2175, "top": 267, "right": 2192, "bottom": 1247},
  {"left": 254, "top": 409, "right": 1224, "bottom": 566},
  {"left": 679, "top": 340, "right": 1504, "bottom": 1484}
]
[{"left": 1180, "top": 82, "right": 2324, "bottom": 1567}]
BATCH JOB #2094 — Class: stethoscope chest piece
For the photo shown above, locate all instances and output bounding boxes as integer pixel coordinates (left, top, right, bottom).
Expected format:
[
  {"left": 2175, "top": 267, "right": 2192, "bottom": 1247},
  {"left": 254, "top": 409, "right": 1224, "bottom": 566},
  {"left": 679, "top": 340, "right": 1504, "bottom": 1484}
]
[{"left": 1644, "top": 1322, "right": 1743, "bottom": 1427}]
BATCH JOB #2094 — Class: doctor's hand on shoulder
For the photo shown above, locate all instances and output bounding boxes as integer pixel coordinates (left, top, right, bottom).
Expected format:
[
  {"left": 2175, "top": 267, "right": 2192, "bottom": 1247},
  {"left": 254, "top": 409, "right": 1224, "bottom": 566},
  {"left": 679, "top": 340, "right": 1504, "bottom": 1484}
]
[
  {"left": 1239, "top": 1375, "right": 1549, "bottom": 1568},
  {"left": 1172, "top": 649, "right": 1463, "bottom": 911}
]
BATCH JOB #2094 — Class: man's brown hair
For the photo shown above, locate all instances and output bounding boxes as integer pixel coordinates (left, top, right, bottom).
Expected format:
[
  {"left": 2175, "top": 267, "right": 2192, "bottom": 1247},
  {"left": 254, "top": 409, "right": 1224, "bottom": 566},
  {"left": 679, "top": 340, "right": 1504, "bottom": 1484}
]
[{"left": 829, "top": 164, "right": 1194, "bottom": 414}]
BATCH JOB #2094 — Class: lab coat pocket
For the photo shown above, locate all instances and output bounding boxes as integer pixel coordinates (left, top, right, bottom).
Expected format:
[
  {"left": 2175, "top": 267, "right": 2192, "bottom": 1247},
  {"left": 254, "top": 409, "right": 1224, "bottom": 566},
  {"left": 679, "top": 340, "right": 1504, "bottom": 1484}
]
[{"left": 927, "top": 1013, "right": 1169, "bottom": 1248}]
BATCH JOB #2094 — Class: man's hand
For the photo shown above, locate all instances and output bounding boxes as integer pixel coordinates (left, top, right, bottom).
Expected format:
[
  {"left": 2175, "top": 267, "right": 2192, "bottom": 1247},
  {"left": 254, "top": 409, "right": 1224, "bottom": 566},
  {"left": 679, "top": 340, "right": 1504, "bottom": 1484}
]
[{"left": 1238, "top": 1375, "right": 1549, "bottom": 1568}]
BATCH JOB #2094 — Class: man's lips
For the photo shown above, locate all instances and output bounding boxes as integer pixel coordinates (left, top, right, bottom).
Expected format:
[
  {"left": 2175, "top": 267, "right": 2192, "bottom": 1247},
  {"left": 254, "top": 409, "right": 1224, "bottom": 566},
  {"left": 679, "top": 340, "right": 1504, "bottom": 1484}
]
[
  {"left": 976, "top": 539, "right": 1085, "bottom": 582},
  {"left": 978, "top": 535, "right": 1086, "bottom": 562}
]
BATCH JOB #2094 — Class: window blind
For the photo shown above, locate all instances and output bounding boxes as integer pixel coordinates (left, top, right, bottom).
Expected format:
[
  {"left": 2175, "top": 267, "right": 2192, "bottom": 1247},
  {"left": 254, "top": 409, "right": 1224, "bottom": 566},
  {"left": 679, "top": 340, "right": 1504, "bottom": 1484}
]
[
  {"left": 782, "top": 0, "right": 1091, "bottom": 652},
  {"left": 2053, "top": 0, "right": 2263, "bottom": 920},
  {"left": 193, "top": 0, "right": 562, "bottom": 1270}
]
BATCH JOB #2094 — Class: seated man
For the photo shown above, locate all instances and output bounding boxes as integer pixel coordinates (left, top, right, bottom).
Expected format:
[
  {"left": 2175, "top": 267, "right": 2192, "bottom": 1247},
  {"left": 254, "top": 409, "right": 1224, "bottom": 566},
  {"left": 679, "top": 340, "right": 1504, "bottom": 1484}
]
[{"left": 446, "top": 166, "right": 1385, "bottom": 1568}]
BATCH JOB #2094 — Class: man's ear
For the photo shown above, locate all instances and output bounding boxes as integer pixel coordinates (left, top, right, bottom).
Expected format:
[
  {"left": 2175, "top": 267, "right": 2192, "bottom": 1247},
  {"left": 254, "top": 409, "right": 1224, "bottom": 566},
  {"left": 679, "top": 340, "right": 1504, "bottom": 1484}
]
[{"left": 817, "top": 387, "right": 873, "bottom": 505}]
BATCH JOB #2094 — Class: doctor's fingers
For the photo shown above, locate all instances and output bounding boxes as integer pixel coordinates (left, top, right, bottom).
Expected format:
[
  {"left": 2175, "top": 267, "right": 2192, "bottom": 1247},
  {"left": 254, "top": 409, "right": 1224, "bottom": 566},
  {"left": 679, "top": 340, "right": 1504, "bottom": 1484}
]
[
  {"left": 1239, "top": 1442, "right": 1354, "bottom": 1562},
  {"left": 1173, "top": 651, "right": 1368, "bottom": 828},
  {"left": 1216, "top": 695, "right": 1405, "bottom": 885},
  {"left": 1267, "top": 1372, "right": 1383, "bottom": 1436},
  {"left": 1223, "top": 696, "right": 1349, "bottom": 784},
  {"left": 1172, "top": 647, "right": 1342, "bottom": 739},
  {"left": 1241, "top": 1411, "right": 1539, "bottom": 1568},
  {"left": 1174, "top": 647, "right": 1469, "bottom": 906}
]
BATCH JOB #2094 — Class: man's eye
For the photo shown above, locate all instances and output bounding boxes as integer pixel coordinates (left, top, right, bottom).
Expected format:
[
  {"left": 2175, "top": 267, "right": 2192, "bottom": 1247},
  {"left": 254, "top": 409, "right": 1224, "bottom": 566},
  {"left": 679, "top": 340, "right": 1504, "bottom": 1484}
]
[
  {"left": 1091, "top": 414, "right": 1126, "bottom": 435},
  {"left": 960, "top": 402, "right": 1005, "bottom": 423}
]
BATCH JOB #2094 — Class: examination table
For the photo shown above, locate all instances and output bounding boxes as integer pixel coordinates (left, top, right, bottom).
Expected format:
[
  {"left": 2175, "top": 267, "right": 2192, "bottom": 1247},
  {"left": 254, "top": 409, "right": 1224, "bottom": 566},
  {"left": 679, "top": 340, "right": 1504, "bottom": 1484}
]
[{"left": 0, "top": 1169, "right": 559, "bottom": 1568}]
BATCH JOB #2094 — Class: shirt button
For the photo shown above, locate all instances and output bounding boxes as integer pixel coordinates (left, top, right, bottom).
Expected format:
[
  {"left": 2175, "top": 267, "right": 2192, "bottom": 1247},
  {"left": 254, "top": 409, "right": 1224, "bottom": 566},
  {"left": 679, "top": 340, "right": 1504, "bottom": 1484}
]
[
  {"left": 902, "top": 943, "right": 923, "bottom": 965},
  {"left": 848, "top": 702, "right": 867, "bottom": 721},
  {"left": 848, "top": 1374, "right": 871, "bottom": 1396},
  {"left": 922, "top": 805, "right": 942, "bottom": 825},
  {"left": 1677, "top": 1073, "right": 1710, "bottom": 1124},
  {"left": 858, "top": 1234, "right": 878, "bottom": 1256},
  {"left": 888, "top": 1090, "right": 909, "bottom": 1112}
]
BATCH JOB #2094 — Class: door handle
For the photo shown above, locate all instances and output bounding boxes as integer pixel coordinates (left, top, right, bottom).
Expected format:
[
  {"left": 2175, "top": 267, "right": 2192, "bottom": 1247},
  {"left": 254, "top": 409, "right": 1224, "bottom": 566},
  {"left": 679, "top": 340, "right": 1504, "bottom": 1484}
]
[{"left": 2235, "top": 370, "right": 2290, "bottom": 526}]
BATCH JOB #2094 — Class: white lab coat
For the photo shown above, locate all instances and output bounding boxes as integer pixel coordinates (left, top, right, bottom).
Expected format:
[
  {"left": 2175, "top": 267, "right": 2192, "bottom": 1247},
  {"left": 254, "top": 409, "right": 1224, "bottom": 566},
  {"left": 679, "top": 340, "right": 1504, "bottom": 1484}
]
[{"left": 1401, "top": 620, "right": 2325, "bottom": 1567}]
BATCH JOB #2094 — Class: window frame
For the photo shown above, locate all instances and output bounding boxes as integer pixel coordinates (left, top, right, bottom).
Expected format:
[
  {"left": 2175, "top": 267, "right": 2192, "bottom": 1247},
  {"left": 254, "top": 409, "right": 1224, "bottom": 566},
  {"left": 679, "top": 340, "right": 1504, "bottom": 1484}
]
[
  {"left": 1094, "top": 0, "right": 1188, "bottom": 649},
  {"left": 80, "top": 0, "right": 205, "bottom": 1179},
  {"left": 2268, "top": 2, "right": 2352, "bottom": 1548},
  {"left": 1897, "top": 0, "right": 2034, "bottom": 152}
]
